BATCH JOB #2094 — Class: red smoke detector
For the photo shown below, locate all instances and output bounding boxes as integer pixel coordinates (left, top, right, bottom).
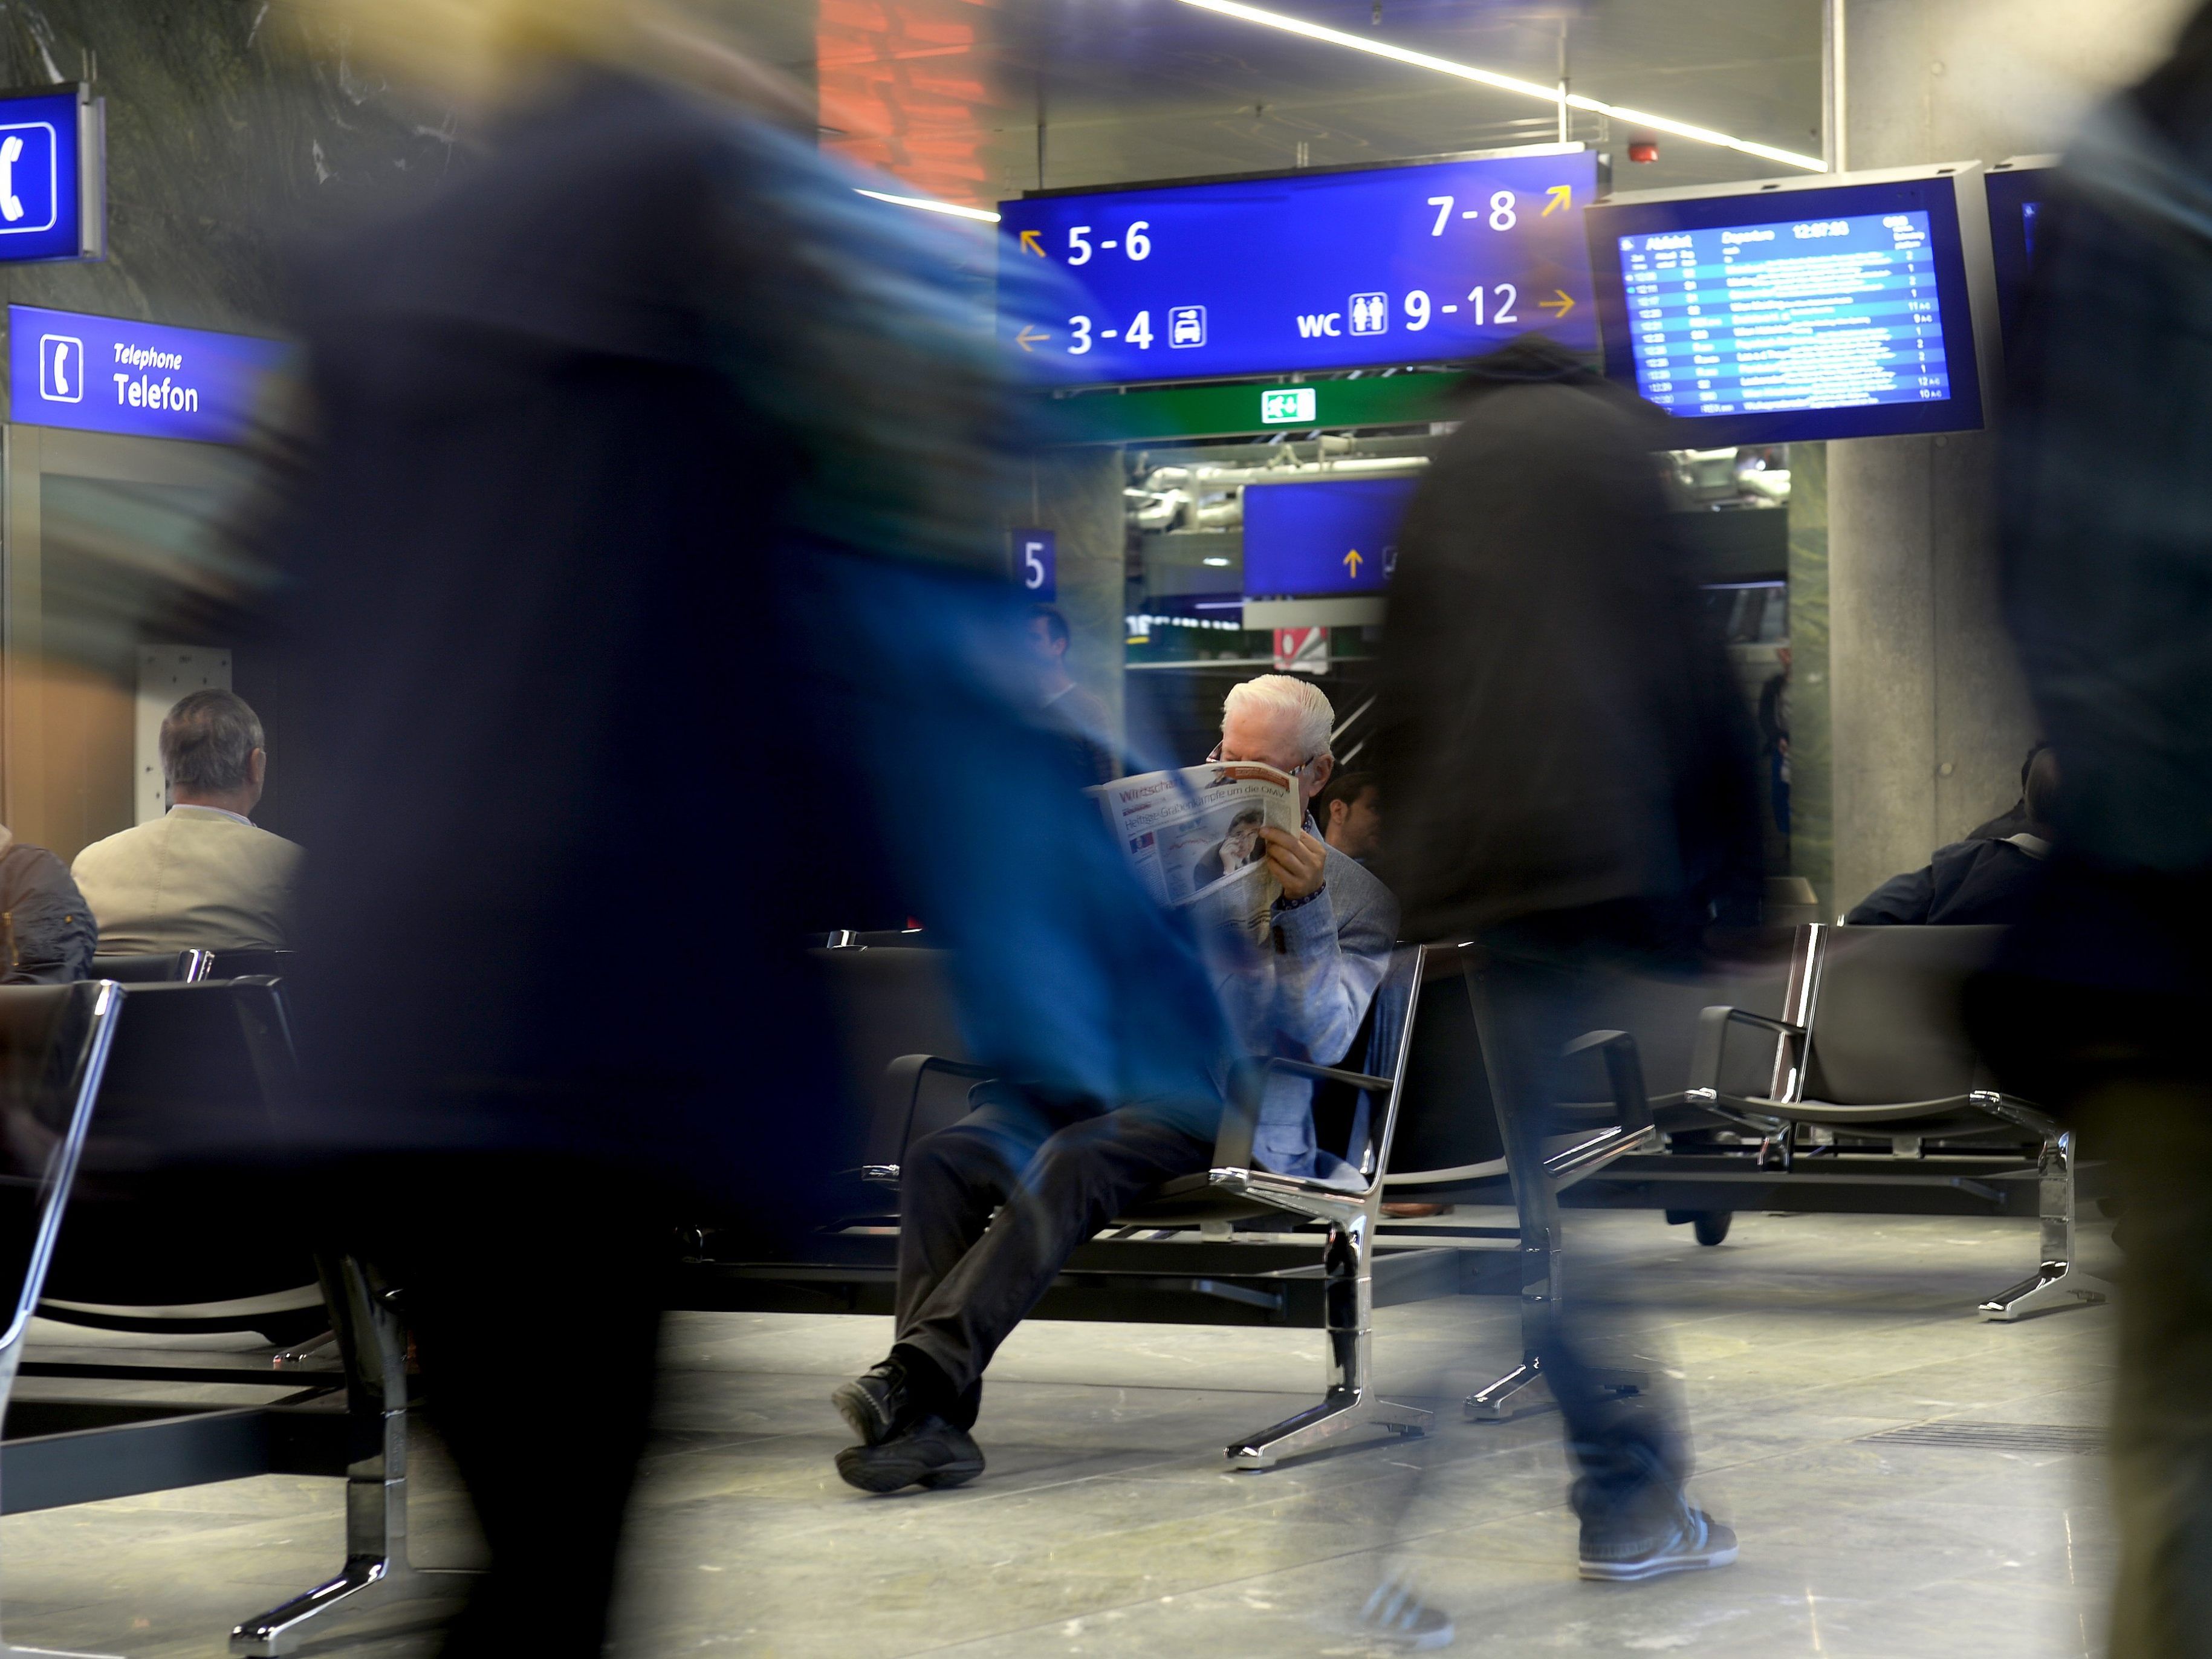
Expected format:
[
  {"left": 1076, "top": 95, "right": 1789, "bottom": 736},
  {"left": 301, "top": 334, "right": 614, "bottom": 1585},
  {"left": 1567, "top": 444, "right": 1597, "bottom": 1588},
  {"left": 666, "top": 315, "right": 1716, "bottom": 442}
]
[{"left": 1627, "top": 139, "right": 1659, "bottom": 163}]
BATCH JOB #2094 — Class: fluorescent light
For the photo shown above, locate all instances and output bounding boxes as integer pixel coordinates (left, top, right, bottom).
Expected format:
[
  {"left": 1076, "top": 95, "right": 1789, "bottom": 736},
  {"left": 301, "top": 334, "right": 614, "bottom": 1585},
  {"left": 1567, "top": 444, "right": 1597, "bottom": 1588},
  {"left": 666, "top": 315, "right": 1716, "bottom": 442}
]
[
  {"left": 1173, "top": 0, "right": 1827, "bottom": 174},
  {"left": 855, "top": 187, "right": 1002, "bottom": 222}
]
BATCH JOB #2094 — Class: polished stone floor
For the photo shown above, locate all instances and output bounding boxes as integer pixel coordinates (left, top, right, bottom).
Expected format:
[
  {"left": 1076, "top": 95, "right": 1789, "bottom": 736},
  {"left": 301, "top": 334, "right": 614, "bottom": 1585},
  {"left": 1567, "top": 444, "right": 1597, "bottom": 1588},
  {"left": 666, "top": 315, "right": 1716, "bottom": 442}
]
[{"left": 3, "top": 1209, "right": 2122, "bottom": 1657}]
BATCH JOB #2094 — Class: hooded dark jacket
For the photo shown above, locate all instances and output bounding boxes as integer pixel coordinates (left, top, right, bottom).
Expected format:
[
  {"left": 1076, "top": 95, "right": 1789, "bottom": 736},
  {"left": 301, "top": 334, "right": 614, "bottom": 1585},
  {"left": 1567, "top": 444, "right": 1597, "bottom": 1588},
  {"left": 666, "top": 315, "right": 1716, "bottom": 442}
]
[{"left": 1372, "top": 340, "right": 1762, "bottom": 953}]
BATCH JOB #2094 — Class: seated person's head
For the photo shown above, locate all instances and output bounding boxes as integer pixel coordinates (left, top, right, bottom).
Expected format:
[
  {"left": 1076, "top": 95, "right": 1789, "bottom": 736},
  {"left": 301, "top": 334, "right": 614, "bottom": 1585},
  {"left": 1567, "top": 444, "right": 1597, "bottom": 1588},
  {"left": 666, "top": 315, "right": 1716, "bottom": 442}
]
[
  {"left": 1317, "top": 770, "right": 1381, "bottom": 860},
  {"left": 163, "top": 689, "right": 268, "bottom": 815},
  {"left": 2023, "top": 744, "right": 2060, "bottom": 836},
  {"left": 1217, "top": 674, "right": 1335, "bottom": 814}
]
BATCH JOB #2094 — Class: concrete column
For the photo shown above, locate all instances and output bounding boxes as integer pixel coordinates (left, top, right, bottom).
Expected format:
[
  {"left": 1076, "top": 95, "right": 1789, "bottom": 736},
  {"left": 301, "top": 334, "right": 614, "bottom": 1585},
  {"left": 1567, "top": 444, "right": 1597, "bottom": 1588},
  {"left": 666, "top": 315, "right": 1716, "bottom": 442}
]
[
  {"left": 1785, "top": 442, "right": 1832, "bottom": 915},
  {"left": 1023, "top": 448, "right": 1126, "bottom": 762},
  {"left": 1827, "top": 0, "right": 2193, "bottom": 908}
]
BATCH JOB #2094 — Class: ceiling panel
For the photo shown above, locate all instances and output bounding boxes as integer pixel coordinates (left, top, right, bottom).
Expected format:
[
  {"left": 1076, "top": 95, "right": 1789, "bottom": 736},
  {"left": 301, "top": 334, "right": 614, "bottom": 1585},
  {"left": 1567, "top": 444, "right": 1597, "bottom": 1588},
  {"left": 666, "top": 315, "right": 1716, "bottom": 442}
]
[{"left": 716, "top": 0, "right": 1821, "bottom": 204}]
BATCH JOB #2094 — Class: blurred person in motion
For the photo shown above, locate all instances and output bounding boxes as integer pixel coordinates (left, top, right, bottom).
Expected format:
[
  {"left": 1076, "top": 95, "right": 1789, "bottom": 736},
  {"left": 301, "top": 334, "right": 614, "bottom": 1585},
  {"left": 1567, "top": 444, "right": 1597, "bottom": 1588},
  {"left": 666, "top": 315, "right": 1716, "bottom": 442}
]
[
  {"left": 255, "top": 1, "right": 1229, "bottom": 1652},
  {"left": 0, "top": 823, "right": 96, "bottom": 982},
  {"left": 1971, "top": 10, "right": 2212, "bottom": 1652},
  {"left": 1374, "top": 336, "right": 1760, "bottom": 1583}
]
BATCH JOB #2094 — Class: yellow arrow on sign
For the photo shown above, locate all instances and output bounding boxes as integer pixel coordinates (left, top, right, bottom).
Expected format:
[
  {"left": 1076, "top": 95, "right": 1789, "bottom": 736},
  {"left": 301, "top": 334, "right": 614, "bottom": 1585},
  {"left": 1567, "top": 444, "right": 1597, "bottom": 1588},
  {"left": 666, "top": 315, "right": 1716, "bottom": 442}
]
[
  {"left": 1019, "top": 229, "right": 1046, "bottom": 256},
  {"left": 1543, "top": 184, "right": 1572, "bottom": 216},
  {"left": 1014, "top": 325, "right": 1051, "bottom": 352},
  {"left": 1343, "top": 548, "right": 1364, "bottom": 577},
  {"left": 1539, "top": 289, "right": 1577, "bottom": 318}
]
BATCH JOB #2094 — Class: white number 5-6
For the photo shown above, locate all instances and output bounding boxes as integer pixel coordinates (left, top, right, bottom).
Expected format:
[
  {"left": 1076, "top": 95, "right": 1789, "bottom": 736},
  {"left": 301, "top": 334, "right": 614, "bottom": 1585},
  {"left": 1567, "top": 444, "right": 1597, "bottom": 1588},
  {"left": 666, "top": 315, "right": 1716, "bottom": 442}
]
[{"left": 1023, "top": 542, "right": 1047, "bottom": 588}]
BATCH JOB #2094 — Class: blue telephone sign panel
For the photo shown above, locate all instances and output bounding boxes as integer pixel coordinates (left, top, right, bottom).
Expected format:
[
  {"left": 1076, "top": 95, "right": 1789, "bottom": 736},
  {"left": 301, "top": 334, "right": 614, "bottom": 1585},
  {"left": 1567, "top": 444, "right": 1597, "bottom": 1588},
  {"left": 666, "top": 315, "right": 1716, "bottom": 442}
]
[
  {"left": 999, "top": 149, "right": 1598, "bottom": 384},
  {"left": 0, "top": 86, "right": 102, "bottom": 264},
  {"left": 10, "top": 305, "right": 286, "bottom": 443}
]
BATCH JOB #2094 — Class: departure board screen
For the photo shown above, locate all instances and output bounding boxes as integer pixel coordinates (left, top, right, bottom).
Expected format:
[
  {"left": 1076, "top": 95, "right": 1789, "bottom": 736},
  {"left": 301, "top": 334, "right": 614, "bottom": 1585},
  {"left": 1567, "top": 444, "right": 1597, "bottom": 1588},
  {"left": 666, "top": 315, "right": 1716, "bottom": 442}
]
[
  {"left": 1616, "top": 212, "right": 1950, "bottom": 417},
  {"left": 1587, "top": 170, "right": 1990, "bottom": 444},
  {"left": 998, "top": 148, "right": 1598, "bottom": 385}
]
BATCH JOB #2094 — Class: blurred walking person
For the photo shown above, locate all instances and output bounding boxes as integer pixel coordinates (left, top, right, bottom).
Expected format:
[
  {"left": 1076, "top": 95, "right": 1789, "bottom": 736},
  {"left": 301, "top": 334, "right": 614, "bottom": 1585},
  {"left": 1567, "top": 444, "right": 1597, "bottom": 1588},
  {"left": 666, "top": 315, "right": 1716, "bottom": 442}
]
[
  {"left": 1973, "top": 8, "right": 2212, "bottom": 1653},
  {"left": 1374, "top": 336, "right": 1761, "bottom": 1582},
  {"left": 252, "top": 2, "right": 1228, "bottom": 1654}
]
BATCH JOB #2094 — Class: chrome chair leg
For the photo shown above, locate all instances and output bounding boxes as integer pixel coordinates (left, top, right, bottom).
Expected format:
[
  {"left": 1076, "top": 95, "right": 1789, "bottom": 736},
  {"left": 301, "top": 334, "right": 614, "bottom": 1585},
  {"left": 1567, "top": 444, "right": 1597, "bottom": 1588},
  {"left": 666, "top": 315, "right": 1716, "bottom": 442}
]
[
  {"left": 230, "top": 1259, "right": 476, "bottom": 1657},
  {"left": 1979, "top": 1131, "right": 2115, "bottom": 1322},
  {"left": 1226, "top": 1216, "right": 1433, "bottom": 1470},
  {"left": 1465, "top": 1355, "right": 1554, "bottom": 1421}
]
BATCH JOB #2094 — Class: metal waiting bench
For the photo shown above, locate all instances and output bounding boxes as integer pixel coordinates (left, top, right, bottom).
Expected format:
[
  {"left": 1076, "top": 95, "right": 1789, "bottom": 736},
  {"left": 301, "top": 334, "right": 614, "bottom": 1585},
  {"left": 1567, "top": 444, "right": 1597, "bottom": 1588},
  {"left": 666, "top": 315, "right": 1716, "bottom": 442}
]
[
  {"left": 1566, "top": 923, "right": 2109, "bottom": 1322},
  {"left": 0, "top": 975, "right": 448, "bottom": 1658},
  {"left": 677, "top": 934, "right": 1661, "bottom": 1466}
]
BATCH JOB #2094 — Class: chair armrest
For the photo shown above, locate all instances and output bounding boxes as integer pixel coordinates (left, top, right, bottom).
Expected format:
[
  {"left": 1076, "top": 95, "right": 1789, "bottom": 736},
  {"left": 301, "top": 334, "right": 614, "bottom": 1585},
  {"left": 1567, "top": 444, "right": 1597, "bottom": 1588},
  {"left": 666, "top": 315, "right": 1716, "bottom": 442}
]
[
  {"left": 1562, "top": 1029, "right": 1652, "bottom": 1135},
  {"left": 1259, "top": 1054, "right": 1395, "bottom": 1094},
  {"left": 1210, "top": 1061, "right": 1262, "bottom": 1174},
  {"left": 1688, "top": 1005, "right": 1802, "bottom": 1101},
  {"left": 881, "top": 1054, "right": 997, "bottom": 1167}
]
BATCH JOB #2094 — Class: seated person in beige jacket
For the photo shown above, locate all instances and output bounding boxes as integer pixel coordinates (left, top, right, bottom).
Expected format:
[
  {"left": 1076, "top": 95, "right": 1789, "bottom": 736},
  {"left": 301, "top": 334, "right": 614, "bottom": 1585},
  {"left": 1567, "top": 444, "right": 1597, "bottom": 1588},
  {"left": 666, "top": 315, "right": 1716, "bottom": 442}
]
[{"left": 72, "top": 689, "right": 304, "bottom": 953}]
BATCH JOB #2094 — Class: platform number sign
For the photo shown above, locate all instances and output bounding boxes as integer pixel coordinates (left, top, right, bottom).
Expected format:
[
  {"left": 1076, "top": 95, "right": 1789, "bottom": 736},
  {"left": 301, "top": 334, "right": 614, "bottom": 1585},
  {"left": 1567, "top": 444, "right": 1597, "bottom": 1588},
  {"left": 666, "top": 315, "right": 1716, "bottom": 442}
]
[{"left": 1014, "top": 529, "right": 1056, "bottom": 602}]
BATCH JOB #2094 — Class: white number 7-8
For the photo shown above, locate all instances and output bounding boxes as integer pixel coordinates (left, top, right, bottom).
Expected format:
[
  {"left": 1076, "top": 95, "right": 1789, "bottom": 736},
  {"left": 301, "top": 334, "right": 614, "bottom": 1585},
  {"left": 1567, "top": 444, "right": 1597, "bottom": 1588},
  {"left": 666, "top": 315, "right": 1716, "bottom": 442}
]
[{"left": 1427, "top": 195, "right": 1453, "bottom": 236}]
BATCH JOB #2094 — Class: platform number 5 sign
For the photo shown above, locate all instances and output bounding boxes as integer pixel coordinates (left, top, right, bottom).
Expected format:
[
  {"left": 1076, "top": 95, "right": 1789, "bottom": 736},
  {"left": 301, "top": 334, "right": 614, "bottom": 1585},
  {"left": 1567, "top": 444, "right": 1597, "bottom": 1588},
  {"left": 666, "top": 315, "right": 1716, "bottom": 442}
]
[{"left": 1014, "top": 530, "right": 1056, "bottom": 602}]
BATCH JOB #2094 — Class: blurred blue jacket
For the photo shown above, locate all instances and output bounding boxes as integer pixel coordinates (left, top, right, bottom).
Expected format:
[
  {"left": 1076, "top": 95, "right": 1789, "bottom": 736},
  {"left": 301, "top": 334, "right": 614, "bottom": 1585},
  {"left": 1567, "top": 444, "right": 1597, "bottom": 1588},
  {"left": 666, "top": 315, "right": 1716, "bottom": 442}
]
[{"left": 257, "top": 73, "right": 1230, "bottom": 1221}]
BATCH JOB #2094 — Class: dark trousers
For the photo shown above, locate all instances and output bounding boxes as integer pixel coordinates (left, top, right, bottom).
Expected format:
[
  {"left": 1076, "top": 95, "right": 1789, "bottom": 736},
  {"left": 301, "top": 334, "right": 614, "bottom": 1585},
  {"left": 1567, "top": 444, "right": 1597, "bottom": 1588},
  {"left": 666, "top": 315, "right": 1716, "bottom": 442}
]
[
  {"left": 336, "top": 1156, "right": 666, "bottom": 1659},
  {"left": 1479, "top": 922, "right": 1690, "bottom": 1535},
  {"left": 894, "top": 1094, "right": 1213, "bottom": 1406}
]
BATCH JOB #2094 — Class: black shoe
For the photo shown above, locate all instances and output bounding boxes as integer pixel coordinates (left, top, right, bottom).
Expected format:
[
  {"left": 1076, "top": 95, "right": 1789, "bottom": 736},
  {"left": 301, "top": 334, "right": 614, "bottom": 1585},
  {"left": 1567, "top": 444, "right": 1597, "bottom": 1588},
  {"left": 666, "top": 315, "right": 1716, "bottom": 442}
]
[
  {"left": 834, "top": 1416, "right": 985, "bottom": 1494},
  {"left": 832, "top": 1360, "right": 912, "bottom": 1448},
  {"left": 1579, "top": 1507, "right": 1737, "bottom": 1582}
]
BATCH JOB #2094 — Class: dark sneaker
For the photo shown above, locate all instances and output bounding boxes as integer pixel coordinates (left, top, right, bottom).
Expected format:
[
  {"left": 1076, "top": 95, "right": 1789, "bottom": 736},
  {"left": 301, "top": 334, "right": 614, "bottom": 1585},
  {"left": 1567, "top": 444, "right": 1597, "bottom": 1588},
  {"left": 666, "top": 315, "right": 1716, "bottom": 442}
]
[
  {"left": 834, "top": 1416, "right": 985, "bottom": 1494},
  {"left": 832, "top": 1360, "right": 912, "bottom": 1448},
  {"left": 1351, "top": 1574, "right": 1455, "bottom": 1648},
  {"left": 1579, "top": 1507, "right": 1737, "bottom": 1582}
]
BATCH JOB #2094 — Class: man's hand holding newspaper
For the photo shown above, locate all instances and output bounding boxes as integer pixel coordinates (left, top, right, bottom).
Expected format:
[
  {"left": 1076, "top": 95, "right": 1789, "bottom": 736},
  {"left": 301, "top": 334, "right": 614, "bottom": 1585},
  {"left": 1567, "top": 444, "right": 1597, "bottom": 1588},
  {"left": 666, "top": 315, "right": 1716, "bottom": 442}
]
[{"left": 1089, "top": 761, "right": 1304, "bottom": 942}]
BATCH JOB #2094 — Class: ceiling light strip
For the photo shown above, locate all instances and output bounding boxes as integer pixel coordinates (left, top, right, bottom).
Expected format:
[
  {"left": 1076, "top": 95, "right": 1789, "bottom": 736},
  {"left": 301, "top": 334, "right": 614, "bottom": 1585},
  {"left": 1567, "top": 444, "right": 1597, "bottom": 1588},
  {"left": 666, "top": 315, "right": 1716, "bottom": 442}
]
[
  {"left": 855, "top": 187, "right": 1002, "bottom": 222},
  {"left": 1175, "top": 0, "right": 1827, "bottom": 174}
]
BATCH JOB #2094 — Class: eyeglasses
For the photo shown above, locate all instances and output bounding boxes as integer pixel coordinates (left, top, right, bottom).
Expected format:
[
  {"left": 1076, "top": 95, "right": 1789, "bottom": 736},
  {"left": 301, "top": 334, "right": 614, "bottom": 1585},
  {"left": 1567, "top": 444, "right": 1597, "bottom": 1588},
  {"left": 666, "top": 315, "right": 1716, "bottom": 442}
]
[{"left": 1208, "top": 742, "right": 1322, "bottom": 781}]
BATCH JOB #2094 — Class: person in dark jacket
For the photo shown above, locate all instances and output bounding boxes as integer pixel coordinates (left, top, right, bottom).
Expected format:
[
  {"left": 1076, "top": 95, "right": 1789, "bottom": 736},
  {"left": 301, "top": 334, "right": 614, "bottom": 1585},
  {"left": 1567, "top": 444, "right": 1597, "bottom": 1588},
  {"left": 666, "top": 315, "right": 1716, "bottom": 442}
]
[
  {"left": 1374, "top": 337, "right": 1758, "bottom": 1586},
  {"left": 0, "top": 826, "right": 96, "bottom": 983},
  {"left": 1847, "top": 747, "right": 2059, "bottom": 924},
  {"left": 241, "top": 11, "right": 1229, "bottom": 1655},
  {"left": 1968, "top": 9, "right": 2212, "bottom": 1653}
]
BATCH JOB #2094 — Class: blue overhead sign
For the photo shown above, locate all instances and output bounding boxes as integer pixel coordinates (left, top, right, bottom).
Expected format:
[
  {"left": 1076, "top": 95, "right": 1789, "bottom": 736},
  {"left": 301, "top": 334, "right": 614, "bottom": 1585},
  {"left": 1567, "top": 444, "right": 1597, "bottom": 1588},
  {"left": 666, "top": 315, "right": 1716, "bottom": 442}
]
[
  {"left": 9, "top": 305, "right": 285, "bottom": 443},
  {"left": 999, "top": 146, "right": 1599, "bottom": 384},
  {"left": 1242, "top": 476, "right": 1417, "bottom": 601},
  {"left": 0, "top": 85, "right": 104, "bottom": 263}
]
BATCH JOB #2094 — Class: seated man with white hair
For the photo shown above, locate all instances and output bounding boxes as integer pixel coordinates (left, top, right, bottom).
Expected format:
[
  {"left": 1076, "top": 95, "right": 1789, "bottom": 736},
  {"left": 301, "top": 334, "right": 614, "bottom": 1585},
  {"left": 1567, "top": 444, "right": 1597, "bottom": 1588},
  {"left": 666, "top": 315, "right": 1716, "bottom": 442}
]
[
  {"left": 831, "top": 674, "right": 1396, "bottom": 1494},
  {"left": 1208, "top": 673, "right": 1398, "bottom": 1181}
]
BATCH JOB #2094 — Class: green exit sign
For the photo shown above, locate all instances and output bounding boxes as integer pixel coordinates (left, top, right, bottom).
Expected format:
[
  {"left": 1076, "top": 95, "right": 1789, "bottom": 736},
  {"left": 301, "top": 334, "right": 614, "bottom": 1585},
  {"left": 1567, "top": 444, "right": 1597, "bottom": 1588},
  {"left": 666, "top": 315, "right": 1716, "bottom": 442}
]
[{"left": 1260, "top": 387, "right": 1316, "bottom": 424}]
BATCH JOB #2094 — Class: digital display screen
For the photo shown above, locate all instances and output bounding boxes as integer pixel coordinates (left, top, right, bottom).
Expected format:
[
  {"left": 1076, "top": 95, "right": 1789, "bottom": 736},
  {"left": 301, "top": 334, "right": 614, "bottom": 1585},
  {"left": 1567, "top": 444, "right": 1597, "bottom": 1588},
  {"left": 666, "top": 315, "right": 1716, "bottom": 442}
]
[
  {"left": 1617, "top": 211, "right": 1951, "bottom": 416},
  {"left": 1242, "top": 475, "right": 1416, "bottom": 600},
  {"left": 999, "top": 149, "right": 1598, "bottom": 385},
  {"left": 1985, "top": 162, "right": 2052, "bottom": 348},
  {"left": 1588, "top": 172, "right": 1988, "bottom": 444}
]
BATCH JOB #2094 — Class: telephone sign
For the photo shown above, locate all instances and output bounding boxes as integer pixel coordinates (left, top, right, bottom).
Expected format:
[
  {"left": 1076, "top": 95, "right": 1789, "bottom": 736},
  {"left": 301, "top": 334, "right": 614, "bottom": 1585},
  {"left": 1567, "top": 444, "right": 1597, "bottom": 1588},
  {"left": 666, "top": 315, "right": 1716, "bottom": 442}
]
[{"left": 0, "top": 86, "right": 103, "bottom": 263}]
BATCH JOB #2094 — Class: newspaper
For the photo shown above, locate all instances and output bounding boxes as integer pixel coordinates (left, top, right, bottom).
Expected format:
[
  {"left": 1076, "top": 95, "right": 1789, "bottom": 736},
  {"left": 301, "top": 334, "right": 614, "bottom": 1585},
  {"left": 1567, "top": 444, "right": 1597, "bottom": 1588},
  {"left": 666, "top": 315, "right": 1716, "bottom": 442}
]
[{"left": 1091, "top": 762, "right": 1303, "bottom": 940}]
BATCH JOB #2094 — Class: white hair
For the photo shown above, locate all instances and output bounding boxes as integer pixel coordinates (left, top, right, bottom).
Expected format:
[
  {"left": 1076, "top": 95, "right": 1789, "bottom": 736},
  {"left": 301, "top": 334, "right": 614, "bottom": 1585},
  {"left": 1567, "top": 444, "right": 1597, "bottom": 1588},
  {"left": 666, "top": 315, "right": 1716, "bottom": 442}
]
[{"left": 1222, "top": 674, "right": 1335, "bottom": 761}]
